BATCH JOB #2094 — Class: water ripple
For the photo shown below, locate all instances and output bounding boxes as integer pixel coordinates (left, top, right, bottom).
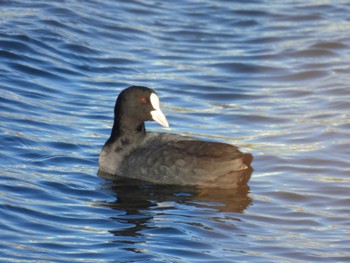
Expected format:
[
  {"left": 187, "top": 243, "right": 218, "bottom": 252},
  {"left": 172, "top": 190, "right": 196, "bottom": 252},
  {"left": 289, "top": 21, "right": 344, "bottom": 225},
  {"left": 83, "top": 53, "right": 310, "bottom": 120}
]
[{"left": 1, "top": 0, "right": 350, "bottom": 262}]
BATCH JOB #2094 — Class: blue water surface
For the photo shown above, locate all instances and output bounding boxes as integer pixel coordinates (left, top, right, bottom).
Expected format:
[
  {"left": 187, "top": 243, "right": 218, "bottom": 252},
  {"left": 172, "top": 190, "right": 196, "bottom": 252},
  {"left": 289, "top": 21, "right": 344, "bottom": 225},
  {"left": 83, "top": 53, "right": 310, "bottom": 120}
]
[{"left": 1, "top": 0, "right": 350, "bottom": 262}]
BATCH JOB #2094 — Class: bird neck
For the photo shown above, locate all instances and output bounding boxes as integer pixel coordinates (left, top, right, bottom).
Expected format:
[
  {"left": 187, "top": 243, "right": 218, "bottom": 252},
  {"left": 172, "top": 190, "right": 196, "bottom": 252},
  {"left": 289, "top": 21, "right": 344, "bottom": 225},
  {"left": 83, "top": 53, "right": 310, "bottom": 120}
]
[
  {"left": 108, "top": 116, "right": 146, "bottom": 144},
  {"left": 99, "top": 117, "right": 146, "bottom": 176}
]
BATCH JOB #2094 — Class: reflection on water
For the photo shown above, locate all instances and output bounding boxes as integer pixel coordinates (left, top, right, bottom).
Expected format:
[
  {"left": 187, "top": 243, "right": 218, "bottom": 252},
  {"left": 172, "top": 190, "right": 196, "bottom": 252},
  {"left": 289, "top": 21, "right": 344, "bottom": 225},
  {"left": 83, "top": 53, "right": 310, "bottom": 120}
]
[
  {"left": 100, "top": 177, "right": 252, "bottom": 213},
  {"left": 99, "top": 180, "right": 252, "bottom": 261},
  {"left": 1, "top": 0, "right": 350, "bottom": 261}
]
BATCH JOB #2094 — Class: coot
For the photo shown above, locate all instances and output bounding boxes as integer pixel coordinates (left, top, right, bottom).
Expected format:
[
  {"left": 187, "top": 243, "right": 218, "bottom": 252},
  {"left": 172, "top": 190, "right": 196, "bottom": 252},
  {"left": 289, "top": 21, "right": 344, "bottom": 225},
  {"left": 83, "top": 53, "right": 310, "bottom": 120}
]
[{"left": 98, "top": 86, "right": 253, "bottom": 188}]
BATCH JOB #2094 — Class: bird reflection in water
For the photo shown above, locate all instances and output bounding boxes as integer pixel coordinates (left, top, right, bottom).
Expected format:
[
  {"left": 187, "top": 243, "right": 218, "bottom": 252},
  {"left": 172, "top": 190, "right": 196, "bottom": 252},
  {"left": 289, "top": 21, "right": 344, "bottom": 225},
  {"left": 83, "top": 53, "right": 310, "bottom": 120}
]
[{"left": 97, "top": 168, "right": 253, "bottom": 238}]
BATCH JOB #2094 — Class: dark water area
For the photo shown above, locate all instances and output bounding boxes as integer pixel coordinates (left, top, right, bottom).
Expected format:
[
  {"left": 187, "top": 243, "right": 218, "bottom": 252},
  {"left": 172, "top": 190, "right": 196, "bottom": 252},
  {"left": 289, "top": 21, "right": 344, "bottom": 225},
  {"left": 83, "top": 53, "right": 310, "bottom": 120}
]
[{"left": 1, "top": 0, "right": 350, "bottom": 262}]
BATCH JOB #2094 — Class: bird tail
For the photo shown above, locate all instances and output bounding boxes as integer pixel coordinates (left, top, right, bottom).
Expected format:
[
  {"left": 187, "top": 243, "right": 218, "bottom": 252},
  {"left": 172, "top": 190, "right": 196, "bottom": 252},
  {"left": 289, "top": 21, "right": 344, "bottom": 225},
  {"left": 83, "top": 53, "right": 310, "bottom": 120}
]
[{"left": 243, "top": 153, "right": 253, "bottom": 166}]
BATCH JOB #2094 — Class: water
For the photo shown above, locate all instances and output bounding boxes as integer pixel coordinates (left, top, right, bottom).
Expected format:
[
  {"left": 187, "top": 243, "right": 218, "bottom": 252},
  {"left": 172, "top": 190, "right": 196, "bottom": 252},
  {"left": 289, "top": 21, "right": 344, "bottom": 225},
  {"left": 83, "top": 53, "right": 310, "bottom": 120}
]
[{"left": 1, "top": 0, "right": 350, "bottom": 262}]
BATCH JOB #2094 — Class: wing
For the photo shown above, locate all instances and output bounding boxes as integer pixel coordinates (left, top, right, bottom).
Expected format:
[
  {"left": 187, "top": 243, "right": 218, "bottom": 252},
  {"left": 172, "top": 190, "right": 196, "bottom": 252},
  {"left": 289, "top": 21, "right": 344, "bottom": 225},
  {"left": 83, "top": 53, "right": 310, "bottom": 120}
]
[{"left": 119, "top": 134, "right": 252, "bottom": 187}]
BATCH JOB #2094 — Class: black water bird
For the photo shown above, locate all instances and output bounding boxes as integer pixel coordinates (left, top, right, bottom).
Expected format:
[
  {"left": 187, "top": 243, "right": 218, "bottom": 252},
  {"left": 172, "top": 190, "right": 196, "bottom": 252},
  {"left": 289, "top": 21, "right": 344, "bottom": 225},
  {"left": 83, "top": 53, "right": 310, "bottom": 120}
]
[{"left": 98, "top": 86, "right": 253, "bottom": 188}]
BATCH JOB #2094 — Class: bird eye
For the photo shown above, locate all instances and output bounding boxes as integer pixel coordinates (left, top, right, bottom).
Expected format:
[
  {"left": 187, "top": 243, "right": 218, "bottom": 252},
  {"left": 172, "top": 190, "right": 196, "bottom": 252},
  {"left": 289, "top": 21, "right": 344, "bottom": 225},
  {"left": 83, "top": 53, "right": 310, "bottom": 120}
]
[{"left": 140, "top": 97, "right": 147, "bottom": 104}]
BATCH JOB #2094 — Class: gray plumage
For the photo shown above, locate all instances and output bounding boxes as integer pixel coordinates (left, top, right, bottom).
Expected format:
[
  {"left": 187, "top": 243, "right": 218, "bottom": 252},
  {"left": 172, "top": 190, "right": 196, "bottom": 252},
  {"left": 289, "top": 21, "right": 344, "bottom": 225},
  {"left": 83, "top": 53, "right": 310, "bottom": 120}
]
[{"left": 98, "top": 86, "right": 253, "bottom": 189}]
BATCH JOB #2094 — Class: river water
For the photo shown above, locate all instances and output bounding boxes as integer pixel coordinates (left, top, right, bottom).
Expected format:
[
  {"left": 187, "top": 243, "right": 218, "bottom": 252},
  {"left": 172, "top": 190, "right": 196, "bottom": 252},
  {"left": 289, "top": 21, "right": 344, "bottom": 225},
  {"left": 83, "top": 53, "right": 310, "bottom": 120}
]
[{"left": 1, "top": 0, "right": 350, "bottom": 262}]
